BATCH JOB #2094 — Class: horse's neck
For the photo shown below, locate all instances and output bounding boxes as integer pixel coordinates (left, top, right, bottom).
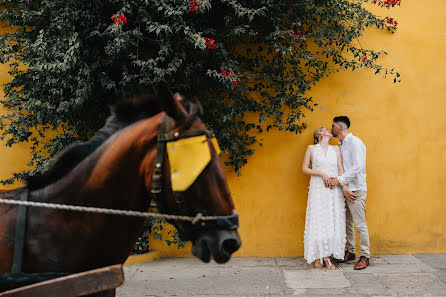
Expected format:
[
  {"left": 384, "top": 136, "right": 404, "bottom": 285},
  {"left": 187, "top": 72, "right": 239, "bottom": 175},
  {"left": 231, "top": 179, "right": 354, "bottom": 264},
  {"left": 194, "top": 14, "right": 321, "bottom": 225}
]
[
  {"left": 0, "top": 114, "right": 168, "bottom": 274},
  {"left": 33, "top": 114, "right": 164, "bottom": 211}
]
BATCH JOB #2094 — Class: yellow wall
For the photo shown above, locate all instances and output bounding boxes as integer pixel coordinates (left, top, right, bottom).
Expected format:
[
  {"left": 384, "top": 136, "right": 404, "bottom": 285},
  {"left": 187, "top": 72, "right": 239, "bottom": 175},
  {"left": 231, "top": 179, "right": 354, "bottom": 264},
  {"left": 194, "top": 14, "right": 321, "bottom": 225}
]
[
  {"left": 2, "top": 1, "right": 445, "bottom": 256},
  {"left": 230, "top": 0, "right": 446, "bottom": 256},
  {"left": 151, "top": 0, "right": 446, "bottom": 256}
]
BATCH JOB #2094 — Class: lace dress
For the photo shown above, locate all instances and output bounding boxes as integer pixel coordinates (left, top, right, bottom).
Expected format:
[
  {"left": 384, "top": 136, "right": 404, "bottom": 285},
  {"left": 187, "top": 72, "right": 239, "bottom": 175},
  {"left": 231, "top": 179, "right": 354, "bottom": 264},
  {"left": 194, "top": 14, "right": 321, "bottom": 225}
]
[{"left": 304, "top": 144, "right": 346, "bottom": 264}]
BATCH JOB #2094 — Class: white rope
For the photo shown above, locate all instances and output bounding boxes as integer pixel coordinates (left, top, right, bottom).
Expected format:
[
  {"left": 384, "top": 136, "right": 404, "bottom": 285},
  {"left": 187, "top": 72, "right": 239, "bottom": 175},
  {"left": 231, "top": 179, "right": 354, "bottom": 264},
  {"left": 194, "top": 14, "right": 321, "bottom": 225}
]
[{"left": 0, "top": 198, "right": 217, "bottom": 222}]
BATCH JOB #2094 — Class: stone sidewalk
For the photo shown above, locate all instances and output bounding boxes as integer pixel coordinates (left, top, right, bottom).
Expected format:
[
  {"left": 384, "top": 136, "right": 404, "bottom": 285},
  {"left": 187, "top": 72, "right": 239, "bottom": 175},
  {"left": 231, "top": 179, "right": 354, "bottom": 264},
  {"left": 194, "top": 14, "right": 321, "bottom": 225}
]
[{"left": 117, "top": 254, "right": 446, "bottom": 297}]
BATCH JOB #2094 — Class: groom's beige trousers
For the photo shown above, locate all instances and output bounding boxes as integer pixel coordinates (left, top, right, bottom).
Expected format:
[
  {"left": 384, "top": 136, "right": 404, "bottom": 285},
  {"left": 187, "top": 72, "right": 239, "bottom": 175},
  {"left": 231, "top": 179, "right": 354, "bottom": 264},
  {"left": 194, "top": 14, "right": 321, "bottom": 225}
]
[{"left": 345, "top": 190, "right": 370, "bottom": 258}]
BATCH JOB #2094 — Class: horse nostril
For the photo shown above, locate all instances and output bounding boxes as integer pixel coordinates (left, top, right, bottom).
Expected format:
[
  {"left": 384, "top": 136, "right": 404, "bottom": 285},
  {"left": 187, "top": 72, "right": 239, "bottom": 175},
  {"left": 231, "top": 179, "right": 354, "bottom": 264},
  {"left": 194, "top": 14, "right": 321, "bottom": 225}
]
[{"left": 221, "top": 238, "right": 241, "bottom": 254}]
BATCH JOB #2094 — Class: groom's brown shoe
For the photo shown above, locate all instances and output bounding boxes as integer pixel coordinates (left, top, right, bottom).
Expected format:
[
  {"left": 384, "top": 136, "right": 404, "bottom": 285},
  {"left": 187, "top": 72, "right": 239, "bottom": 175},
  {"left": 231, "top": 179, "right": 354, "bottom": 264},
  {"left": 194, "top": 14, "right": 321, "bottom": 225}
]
[
  {"left": 337, "top": 251, "right": 356, "bottom": 263},
  {"left": 354, "top": 256, "right": 369, "bottom": 270}
]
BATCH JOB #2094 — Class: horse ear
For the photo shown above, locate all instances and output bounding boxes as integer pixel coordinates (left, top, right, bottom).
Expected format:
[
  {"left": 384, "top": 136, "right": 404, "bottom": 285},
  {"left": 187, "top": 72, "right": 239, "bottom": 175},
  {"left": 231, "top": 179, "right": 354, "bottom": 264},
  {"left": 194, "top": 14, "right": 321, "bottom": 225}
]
[{"left": 157, "top": 86, "right": 187, "bottom": 122}]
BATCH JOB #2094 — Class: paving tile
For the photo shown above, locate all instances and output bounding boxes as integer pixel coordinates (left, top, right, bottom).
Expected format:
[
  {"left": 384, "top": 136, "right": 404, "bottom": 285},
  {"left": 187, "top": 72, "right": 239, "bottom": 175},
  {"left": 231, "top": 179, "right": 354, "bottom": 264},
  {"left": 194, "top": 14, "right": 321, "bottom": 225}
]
[
  {"left": 221, "top": 257, "right": 278, "bottom": 267},
  {"left": 303, "top": 288, "right": 349, "bottom": 295},
  {"left": 414, "top": 254, "right": 446, "bottom": 270},
  {"left": 283, "top": 269, "right": 350, "bottom": 291},
  {"left": 339, "top": 263, "right": 435, "bottom": 274},
  {"left": 345, "top": 272, "right": 390, "bottom": 295},
  {"left": 276, "top": 257, "right": 311, "bottom": 268},
  {"left": 299, "top": 295, "right": 366, "bottom": 297},
  {"left": 380, "top": 255, "right": 425, "bottom": 264},
  {"left": 434, "top": 269, "right": 446, "bottom": 284},
  {"left": 376, "top": 273, "right": 446, "bottom": 296},
  {"left": 370, "top": 256, "right": 390, "bottom": 265}
]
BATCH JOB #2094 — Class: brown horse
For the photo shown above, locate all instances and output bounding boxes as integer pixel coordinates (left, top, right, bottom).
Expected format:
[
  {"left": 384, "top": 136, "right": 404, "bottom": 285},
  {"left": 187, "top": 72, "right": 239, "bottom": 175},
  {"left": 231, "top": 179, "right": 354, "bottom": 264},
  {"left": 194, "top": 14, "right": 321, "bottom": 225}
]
[{"left": 0, "top": 91, "right": 241, "bottom": 295}]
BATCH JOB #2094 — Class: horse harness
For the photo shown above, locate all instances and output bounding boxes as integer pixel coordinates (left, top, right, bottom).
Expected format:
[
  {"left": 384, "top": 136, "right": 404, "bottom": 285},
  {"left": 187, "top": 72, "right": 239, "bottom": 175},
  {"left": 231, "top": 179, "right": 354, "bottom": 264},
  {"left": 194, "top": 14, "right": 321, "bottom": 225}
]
[
  {"left": 8, "top": 113, "right": 238, "bottom": 274},
  {"left": 151, "top": 114, "right": 238, "bottom": 232}
]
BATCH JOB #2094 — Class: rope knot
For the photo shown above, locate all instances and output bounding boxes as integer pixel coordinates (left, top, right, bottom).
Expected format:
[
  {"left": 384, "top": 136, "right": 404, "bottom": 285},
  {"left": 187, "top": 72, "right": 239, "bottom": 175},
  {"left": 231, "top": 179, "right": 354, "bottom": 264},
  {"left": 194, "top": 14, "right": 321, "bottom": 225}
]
[{"left": 191, "top": 213, "right": 204, "bottom": 224}]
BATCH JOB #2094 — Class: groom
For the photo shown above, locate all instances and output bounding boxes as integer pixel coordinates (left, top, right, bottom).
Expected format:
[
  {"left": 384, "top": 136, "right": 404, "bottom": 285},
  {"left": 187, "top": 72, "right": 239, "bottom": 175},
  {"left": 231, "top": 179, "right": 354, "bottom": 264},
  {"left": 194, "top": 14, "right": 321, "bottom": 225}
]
[{"left": 329, "top": 116, "right": 370, "bottom": 270}]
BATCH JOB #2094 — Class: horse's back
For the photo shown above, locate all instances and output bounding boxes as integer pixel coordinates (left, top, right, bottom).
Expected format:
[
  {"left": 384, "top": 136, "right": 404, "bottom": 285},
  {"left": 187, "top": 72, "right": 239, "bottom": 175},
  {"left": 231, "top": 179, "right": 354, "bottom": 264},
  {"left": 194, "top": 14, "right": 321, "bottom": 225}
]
[{"left": 0, "top": 187, "right": 26, "bottom": 195}]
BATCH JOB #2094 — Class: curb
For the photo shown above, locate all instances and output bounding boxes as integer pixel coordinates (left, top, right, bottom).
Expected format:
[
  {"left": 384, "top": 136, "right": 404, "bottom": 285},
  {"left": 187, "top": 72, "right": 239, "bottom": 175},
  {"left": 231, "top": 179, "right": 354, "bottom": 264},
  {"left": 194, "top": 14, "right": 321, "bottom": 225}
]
[{"left": 124, "top": 250, "right": 161, "bottom": 266}]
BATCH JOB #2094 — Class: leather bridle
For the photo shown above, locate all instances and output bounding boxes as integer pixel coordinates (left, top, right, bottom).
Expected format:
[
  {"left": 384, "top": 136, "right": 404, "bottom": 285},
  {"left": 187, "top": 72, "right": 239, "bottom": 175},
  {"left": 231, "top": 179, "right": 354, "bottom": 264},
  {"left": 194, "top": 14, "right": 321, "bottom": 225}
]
[{"left": 150, "top": 113, "right": 238, "bottom": 236}]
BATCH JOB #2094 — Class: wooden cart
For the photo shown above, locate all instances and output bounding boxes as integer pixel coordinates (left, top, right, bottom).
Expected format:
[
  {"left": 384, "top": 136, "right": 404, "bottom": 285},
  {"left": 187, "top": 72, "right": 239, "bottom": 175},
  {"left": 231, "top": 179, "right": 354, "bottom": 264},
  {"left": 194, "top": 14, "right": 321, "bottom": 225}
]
[{"left": 0, "top": 265, "right": 124, "bottom": 297}]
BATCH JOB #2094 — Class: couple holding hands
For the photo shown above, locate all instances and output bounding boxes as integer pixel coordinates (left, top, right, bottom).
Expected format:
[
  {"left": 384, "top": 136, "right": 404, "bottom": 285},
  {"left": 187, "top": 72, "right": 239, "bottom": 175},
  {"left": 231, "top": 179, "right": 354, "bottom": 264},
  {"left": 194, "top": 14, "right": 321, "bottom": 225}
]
[{"left": 302, "top": 116, "right": 370, "bottom": 270}]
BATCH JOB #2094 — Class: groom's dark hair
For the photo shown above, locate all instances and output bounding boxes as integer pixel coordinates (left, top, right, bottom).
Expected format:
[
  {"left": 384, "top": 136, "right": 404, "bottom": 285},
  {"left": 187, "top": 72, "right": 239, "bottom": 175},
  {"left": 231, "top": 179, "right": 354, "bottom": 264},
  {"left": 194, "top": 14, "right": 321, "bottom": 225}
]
[{"left": 333, "top": 116, "right": 350, "bottom": 129}]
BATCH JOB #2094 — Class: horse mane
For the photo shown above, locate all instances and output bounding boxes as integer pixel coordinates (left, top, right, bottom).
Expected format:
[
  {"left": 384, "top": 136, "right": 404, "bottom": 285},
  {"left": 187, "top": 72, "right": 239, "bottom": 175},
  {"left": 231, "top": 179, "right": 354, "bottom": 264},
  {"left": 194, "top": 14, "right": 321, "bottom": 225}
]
[{"left": 25, "top": 94, "right": 166, "bottom": 190}]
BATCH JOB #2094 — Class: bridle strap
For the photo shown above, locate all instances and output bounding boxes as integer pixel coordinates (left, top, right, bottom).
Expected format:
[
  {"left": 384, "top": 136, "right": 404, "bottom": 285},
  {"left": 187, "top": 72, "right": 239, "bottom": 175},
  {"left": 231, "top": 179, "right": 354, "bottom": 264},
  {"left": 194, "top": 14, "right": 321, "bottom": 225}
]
[
  {"left": 157, "top": 130, "right": 215, "bottom": 142},
  {"left": 151, "top": 114, "right": 191, "bottom": 215},
  {"left": 151, "top": 114, "right": 175, "bottom": 198}
]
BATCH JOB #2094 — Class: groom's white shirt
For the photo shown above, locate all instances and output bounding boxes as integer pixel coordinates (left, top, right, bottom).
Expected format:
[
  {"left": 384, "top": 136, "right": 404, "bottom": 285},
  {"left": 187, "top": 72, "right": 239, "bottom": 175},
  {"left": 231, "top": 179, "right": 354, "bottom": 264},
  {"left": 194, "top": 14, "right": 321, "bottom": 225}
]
[{"left": 338, "top": 133, "right": 367, "bottom": 191}]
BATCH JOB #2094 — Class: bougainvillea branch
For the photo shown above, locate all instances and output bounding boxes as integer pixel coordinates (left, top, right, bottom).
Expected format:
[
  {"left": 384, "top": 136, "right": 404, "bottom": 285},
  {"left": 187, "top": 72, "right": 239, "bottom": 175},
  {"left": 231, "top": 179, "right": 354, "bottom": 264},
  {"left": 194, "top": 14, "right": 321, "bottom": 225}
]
[{"left": 0, "top": 0, "right": 401, "bottom": 182}]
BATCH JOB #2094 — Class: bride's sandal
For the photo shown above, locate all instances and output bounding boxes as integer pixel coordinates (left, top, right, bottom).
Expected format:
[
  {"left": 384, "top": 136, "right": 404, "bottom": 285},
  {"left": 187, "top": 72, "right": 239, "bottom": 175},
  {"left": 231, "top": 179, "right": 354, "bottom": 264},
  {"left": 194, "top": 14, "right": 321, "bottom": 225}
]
[
  {"left": 315, "top": 259, "right": 325, "bottom": 268},
  {"left": 324, "top": 258, "right": 335, "bottom": 270}
]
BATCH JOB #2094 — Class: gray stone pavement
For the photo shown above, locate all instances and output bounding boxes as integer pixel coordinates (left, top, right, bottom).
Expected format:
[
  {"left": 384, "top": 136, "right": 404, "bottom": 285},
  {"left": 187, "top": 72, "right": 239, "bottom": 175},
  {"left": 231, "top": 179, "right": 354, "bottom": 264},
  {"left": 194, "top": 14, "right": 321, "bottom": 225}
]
[{"left": 117, "top": 254, "right": 446, "bottom": 297}]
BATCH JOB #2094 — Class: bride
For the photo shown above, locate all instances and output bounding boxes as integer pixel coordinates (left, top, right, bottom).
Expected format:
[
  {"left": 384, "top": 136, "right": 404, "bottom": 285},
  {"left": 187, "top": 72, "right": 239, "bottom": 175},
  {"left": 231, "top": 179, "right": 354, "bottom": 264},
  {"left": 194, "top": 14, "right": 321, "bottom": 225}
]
[{"left": 301, "top": 127, "right": 347, "bottom": 269}]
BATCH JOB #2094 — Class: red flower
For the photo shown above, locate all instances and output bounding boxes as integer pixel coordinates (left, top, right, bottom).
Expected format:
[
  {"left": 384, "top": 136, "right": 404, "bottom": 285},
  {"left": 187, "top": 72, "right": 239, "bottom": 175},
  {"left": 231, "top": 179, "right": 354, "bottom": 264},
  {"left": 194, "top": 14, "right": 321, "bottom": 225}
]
[
  {"left": 296, "top": 30, "right": 305, "bottom": 38},
  {"left": 362, "top": 56, "right": 367, "bottom": 62},
  {"left": 372, "top": 0, "right": 400, "bottom": 8},
  {"left": 111, "top": 14, "right": 127, "bottom": 25},
  {"left": 188, "top": 0, "right": 199, "bottom": 12},
  {"left": 233, "top": 79, "right": 239, "bottom": 87},
  {"left": 221, "top": 69, "right": 235, "bottom": 78},
  {"left": 380, "top": 17, "right": 398, "bottom": 31},
  {"left": 204, "top": 37, "right": 215, "bottom": 50}
]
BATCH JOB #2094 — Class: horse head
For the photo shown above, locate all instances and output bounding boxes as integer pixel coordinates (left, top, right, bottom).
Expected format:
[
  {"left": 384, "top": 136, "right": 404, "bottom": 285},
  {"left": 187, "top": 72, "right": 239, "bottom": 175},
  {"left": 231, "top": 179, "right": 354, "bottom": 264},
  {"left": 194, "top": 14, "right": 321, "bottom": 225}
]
[
  {"left": 141, "top": 90, "right": 241, "bottom": 263},
  {"left": 1, "top": 89, "right": 241, "bottom": 276}
]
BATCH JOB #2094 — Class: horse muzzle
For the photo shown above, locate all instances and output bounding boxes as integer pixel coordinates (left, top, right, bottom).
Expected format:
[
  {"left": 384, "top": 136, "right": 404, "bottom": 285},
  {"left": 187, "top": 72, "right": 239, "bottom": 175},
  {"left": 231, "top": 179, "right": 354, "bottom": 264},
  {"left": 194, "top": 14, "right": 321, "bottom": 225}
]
[{"left": 191, "top": 229, "right": 241, "bottom": 263}]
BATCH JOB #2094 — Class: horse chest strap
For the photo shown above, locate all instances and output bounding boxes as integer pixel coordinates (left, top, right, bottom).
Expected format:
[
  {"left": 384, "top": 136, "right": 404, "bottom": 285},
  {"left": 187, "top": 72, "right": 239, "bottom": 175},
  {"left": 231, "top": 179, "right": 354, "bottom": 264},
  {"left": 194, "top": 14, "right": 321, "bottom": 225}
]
[{"left": 11, "top": 189, "right": 29, "bottom": 274}]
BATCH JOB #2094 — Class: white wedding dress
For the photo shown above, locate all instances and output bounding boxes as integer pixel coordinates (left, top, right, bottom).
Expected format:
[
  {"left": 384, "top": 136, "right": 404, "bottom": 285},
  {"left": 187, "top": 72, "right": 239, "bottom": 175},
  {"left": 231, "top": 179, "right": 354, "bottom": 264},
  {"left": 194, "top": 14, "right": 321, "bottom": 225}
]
[{"left": 304, "top": 144, "right": 346, "bottom": 264}]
